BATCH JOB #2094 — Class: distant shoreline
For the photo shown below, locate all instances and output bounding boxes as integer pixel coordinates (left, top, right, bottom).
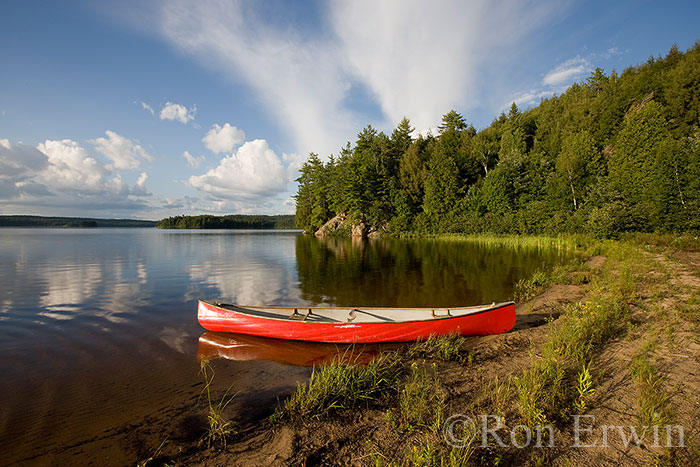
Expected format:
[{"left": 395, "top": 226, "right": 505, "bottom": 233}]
[
  {"left": 0, "top": 215, "right": 156, "bottom": 228},
  {"left": 0, "top": 214, "right": 297, "bottom": 230}
]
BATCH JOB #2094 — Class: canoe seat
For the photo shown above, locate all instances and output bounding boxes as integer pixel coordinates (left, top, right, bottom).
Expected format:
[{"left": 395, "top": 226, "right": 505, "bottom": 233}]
[{"left": 347, "top": 309, "right": 357, "bottom": 322}]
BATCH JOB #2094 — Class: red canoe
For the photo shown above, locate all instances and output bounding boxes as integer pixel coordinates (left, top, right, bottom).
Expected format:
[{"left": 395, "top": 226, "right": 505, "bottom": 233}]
[{"left": 197, "top": 300, "right": 516, "bottom": 343}]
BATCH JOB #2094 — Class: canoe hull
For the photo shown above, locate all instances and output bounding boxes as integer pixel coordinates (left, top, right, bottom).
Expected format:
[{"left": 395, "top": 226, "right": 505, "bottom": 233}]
[{"left": 197, "top": 301, "right": 516, "bottom": 343}]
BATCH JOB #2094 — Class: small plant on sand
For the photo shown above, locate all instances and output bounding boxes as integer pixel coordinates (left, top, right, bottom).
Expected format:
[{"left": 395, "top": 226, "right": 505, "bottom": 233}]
[
  {"left": 136, "top": 438, "right": 169, "bottom": 467},
  {"left": 199, "top": 360, "right": 237, "bottom": 448},
  {"left": 513, "top": 270, "right": 551, "bottom": 302},
  {"left": 575, "top": 361, "right": 595, "bottom": 413}
]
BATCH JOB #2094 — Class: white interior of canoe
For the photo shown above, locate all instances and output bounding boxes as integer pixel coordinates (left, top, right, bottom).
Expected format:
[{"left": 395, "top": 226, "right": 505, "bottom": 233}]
[{"left": 205, "top": 302, "right": 511, "bottom": 324}]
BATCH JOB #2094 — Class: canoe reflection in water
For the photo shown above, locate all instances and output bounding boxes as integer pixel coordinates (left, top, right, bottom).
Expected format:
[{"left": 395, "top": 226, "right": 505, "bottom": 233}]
[{"left": 197, "top": 332, "right": 401, "bottom": 367}]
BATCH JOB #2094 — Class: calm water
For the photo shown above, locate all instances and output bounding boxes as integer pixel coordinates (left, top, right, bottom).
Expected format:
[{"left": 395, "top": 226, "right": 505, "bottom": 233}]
[{"left": 0, "top": 228, "right": 571, "bottom": 465}]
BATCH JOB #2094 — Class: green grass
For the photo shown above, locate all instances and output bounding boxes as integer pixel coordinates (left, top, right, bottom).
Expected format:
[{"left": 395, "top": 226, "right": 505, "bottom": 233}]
[
  {"left": 512, "top": 296, "right": 629, "bottom": 426},
  {"left": 513, "top": 270, "right": 552, "bottom": 302},
  {"left": 199, "top": 361, "right": 238, "bottom": 448},
  {"left": 373, "top": 438, "right": 474, "bottom": 467},
  {"left": 411, "top": 333, "right": 466, "bottom": 362},
  {"left": 679, "top": 289, "right": 700, "bottom": 322},
  {"left": 418, "top": 233, "right": 584, "bottom": 252},
  {"left": 631, "top": 346, "right": 673, "bottom": 427},
  {"left": 274, "top": 352, "right": 403, "bottom": 421},
  {"left": 393, "top": 362, "right": 446, "bottom": 433}
]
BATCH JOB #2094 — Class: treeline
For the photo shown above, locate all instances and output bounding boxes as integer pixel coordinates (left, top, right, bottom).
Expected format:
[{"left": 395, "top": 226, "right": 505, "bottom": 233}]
[
  {"left": 295, "top": 43, "right": 700, "bottom": 238},
  {"left": 156, "top": 214, "right": 296, "bottom": 229},
  {"left": 0, "top": 215, "right": 156, "bottom": 228}
]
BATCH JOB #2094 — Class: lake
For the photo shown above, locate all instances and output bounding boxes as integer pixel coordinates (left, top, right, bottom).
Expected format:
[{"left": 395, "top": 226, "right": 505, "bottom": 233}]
[{"left": 0, "top": 228, "right": 571, "bottom": 465}]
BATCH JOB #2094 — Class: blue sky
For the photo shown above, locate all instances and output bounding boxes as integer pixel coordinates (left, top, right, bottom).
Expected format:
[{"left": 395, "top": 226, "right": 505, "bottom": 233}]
[{"left": 1, "top": 0, "right": 698, "bottom": 220}]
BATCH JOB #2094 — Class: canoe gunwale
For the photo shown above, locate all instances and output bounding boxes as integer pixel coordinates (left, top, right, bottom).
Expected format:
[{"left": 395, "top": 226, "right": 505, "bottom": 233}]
[{"left": 199, "top": 300, "right": 515, "bottom": 325}]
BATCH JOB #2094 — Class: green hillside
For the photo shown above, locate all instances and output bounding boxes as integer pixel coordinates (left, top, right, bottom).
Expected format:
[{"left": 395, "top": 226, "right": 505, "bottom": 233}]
[{"left": 295, "top": 43, "right": 700, "bottom": 238}]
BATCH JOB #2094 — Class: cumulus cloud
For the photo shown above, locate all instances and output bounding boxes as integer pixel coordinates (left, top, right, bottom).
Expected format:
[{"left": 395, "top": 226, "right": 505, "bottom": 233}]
[
  {"left": 182, "top": 150, "right": 205, "bottom": 168},
  {"left": 542, "top": 56, "right": 591, "bottom": 86},
  {"left": 38, "top": 139, "right": 108, "bottom": 191},
  {"left": 0, "top": 138, "right": 153, "bottom": 217},
  {"left": 90, "top": 130, "right": 153, "bottom": 170},
  {"left": 1, "top": 138, "right": 48, "bottom": 177},
  {"left": 202, "top": 123, "right": 245, "bottom": 154},
  {"left": 189, "top": 139, "right": 286, "bottom": 199},
  {"left": 159, "top": 101, "right": 196, "bottom": 124},
  {"left": 0, "top": 139, "right": 50, "bottom": 198}
]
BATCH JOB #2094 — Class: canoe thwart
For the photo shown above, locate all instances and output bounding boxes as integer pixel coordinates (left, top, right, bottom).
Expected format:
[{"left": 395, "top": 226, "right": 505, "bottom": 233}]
[
  {"left": 432, "top": 309, "right": 451, "bottom": 318},
  {"left": 289, "top": 308, "right": 313, "bottom": 320}
]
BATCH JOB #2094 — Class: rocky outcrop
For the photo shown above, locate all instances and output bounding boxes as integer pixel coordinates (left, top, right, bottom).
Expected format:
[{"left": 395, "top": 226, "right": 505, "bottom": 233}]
[
  {"left": 367, "top": 221, "right": 389, "bottom": 239},
  {"left": 314, "top": 213, "right": 388, "bottom": 238},
  {"left": 314, "top": 213, "right": 348, "bottom": 237},
  {"left": 351, "top": 221, "right": 367, "bottom": 238}
]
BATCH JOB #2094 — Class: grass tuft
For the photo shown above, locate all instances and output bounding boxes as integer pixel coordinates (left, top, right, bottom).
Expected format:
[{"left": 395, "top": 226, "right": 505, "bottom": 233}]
[
  {"left": 631, "top": 347, "right": 673, "bottom": 427},
  {"left": 411, "top": 333, "right": 465, "bottom": 362},
  {"left": 393, "top": 362, "right": 446, "bottom": 433},
  {"left": 274, "top": 352, "right": 403, "bottom": 421},
  {"left": 199, "top": 361, "right": 238, "bottom": 448}
]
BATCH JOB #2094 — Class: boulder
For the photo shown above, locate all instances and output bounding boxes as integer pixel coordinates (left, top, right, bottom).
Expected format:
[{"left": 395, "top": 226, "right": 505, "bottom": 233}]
[{"left": 314, "top": 213, "right": 348, "bottom": 237}]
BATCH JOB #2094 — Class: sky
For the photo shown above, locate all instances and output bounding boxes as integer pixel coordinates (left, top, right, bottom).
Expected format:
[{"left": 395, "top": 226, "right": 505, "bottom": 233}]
[{"left": 1, "top": 0, "right": 699, "bottom": 220}]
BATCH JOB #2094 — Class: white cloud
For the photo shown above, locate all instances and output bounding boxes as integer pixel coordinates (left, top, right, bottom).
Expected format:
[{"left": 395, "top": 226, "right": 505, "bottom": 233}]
[
  {"left": 202, "top": 123, "right": 245, "bottom": 154},
  {"left": 189, "top": 139, "right": 286, "bottom": 199},
  {"left": 140, "top": 101, "right": 155, "bottom": 115},
  {"left": 154, "top": 0, "right": 563, "bottom": 157},
  {"left": 542, "top": 56, "right": 591, "bottom": 86},
  {"left": 506, "top": 51, "right": 614, "bottom": 111},
  {"left": 509, "top": 89, "right": 559, "bottom": 109},
  {"left": 90, "top": 130, "right": 153, "bottom": 170},
  {"left": 0, "top": 139, "right": 49, "bottom": 198},
  {"left": 159, "top": 101, "right": 196, "bottom": 124},
  {"left": 158, "top": 1, "right": 362, "bottom": 157},
  {"left": 182, "top": 150, "right": 205, "bottom": 168},
  {"left": 136, "top": 172, "right": 148, "bottom": 188},
  {"left": 0, "top": 139, "right": 48, "bottom": 177},
  {"left": 282, "top": 152, "right": 306, "bottom": 182},
  {"left": 0, "top": 138, "right": 152, "bottom": 216},
  {"left": 37, "top": 139, "right": 107, "bottom": 191}
]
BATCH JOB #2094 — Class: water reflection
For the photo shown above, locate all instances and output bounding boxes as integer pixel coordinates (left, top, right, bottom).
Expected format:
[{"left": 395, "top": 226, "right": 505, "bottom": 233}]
[
  {"left": 198, "top": 332, "right": 393, "bottom": 366},
  {"left": 295, "top": 236, "right": 572, "bottom": 307}
]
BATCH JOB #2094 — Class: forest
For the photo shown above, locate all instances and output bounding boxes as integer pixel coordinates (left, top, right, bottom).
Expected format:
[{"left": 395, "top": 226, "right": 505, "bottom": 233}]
[
  {"left": 156, "top": 214, "right": 296, "bottom": 229},
  {"left": 0, "top": 215, "right": 156, "bottom": 228},
  {"left": 295, "top": 43, "right": 700, "bottom": 238}
]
